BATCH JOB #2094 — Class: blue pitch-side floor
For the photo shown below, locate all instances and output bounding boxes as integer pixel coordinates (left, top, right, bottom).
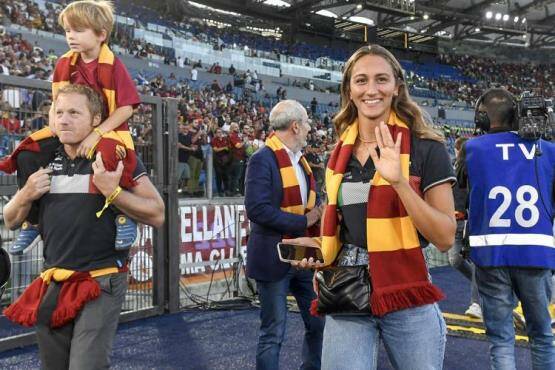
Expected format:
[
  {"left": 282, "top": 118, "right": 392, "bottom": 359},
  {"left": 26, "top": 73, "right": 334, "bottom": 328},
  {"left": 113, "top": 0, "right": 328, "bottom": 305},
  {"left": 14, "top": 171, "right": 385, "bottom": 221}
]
[{"left": 0, "top": 267, "right": 533, "bottom": 369}]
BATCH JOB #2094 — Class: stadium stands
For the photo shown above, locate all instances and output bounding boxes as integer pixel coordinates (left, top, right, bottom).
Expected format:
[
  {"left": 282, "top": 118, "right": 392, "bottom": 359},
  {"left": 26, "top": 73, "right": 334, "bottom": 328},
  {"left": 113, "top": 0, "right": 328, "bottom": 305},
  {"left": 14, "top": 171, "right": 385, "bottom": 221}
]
[{"left": 1, "top": 0, "right": 553, "bottom": 195}]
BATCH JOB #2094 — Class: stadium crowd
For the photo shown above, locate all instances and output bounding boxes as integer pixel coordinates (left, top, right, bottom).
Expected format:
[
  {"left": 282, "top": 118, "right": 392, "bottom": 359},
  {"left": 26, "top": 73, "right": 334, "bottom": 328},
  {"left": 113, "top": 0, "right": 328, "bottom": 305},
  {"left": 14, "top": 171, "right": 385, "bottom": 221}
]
[
  {"left": 440, "top": 53, "right": 554, "bottom": 98},
  {"left": 0, "top": 31, "right": 56, "bottom": 79},
  {"left": 172, "top": 81, "right": 334, "bottom": 197},
  {"left": 0, "top": 0, "right": 551, "bottom": 198},
  {"left": 2, "top": 0, "right": 553, "bottom": 102},
  {"left": 0, "top": 0, "right": 174, "bottom": 61},
  {"left": 126, "top": 1, "right": 555, "bottom": 102}
]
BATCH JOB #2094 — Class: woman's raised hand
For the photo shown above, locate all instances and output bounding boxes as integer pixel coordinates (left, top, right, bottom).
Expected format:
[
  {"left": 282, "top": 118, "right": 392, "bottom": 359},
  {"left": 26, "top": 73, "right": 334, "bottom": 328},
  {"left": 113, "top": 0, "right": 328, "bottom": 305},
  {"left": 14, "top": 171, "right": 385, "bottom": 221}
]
[{"left": 369, "top": 121, "right": 403, "bottom": 186}]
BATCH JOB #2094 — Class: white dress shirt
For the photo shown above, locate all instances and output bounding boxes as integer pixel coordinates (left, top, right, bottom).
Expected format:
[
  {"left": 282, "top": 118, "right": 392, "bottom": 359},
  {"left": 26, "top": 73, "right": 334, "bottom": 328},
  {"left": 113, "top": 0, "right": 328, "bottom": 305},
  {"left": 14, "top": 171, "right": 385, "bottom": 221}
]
[{"left": 284, "top": 146, "right": 308, "bottom": 207}]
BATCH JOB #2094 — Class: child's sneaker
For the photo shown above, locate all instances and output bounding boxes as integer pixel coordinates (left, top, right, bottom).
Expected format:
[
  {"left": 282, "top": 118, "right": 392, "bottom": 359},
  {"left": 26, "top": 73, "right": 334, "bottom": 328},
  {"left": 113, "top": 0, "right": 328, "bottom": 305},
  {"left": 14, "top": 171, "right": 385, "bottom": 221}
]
[
  {"left": 464, "top": 302, "right": 482, "bottom": 319},
  {"left": 115, "top": 215, "right": 138, "bottom": 251},
  {"left": 9, "top": 222, "right": 41, "bottom": 255}
]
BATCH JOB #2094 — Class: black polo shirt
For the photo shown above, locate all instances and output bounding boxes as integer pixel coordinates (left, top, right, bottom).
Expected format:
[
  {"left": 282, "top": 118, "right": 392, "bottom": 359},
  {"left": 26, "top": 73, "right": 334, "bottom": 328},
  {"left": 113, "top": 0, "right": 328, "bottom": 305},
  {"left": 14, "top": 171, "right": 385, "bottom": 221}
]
[
  {"left": 17, "top": 145, "right": 147, "bottom": 271},
  {"left": 338, "top": 136, "right": 456, "bottom": 248}
]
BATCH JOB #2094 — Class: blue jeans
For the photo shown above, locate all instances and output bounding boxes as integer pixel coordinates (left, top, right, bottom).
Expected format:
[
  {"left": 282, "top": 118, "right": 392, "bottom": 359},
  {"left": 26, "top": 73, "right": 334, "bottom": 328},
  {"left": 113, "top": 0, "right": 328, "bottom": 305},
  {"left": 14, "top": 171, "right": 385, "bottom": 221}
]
[
  {"left": 476, "top": 266, "right": 555, "bottom": 370},
  {"left": 256, "top": 268, "right": 324, "bottom": 370},
  {"left": 321, "top": 304, "right": 446, "bottom": 370}
]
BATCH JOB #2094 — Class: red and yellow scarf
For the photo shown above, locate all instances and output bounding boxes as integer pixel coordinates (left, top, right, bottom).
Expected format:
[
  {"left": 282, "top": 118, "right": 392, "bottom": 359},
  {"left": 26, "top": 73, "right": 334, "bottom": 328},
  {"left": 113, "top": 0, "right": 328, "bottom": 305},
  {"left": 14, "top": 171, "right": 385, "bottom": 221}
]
[
  {"left": 0, "top": 129, "right": 56, "bottom": 173},
  {"left": 265, "top": 133, "right": 319, "bottom": 237},
  {"left": 53, "top": 43, "right": 118, "bottom": 120},
  {"left": 3, "top": 266, "right": 122, "bottom": 328},
  {"left": 320, "top": 112, "right": 444, "bottom": 316}
]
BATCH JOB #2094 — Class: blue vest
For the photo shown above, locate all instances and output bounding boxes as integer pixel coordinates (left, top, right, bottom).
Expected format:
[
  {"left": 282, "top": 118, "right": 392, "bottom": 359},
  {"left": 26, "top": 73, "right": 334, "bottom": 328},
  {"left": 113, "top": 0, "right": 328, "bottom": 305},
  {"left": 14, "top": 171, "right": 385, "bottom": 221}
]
[{"left": 466, "top": 132, "right": 555, "bottom": 268}]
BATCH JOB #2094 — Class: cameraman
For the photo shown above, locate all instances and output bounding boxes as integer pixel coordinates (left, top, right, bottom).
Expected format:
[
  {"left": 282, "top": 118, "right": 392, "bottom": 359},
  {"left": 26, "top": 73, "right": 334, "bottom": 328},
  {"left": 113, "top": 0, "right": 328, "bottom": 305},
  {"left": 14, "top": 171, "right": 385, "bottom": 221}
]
[{"left": 459, "top": 88, "right": 555, "bottom": 369}]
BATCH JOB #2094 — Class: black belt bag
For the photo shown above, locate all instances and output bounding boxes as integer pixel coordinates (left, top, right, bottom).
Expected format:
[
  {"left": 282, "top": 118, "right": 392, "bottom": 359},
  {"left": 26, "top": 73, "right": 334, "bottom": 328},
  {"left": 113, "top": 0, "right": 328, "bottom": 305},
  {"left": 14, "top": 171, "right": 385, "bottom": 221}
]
[{"left": 315, "top": 244, "right": 372, "bottom": 315}]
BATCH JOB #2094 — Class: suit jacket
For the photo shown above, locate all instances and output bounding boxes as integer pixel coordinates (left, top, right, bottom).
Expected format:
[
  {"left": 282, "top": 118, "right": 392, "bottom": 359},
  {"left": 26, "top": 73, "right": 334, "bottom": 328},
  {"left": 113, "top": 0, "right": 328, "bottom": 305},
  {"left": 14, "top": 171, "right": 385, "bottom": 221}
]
[{"left": 245, "top": 146, "right": 315, "bottom": 282}]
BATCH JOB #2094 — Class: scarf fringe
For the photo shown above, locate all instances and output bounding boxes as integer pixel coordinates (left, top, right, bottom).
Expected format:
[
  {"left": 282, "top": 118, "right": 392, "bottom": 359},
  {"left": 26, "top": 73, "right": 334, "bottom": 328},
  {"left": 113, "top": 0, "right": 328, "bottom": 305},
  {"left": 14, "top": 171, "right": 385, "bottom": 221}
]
[
  {"left": 50, "top": 278, "right": 101, "bottom": 328},
  {"left": 309, "top": 298, "right": 321, "bottom": 317},
  {"left": 370, "top": 283, "right": 444, "bottom": 317},
  {"left": 3, "top": 304, "right": 38, "bottom": 327},
  {"left": 3, "top": 274, "right": 101, "bottom": 328},
  {"left": 3, "top": 277, "right": 46, "bottom": 327}
]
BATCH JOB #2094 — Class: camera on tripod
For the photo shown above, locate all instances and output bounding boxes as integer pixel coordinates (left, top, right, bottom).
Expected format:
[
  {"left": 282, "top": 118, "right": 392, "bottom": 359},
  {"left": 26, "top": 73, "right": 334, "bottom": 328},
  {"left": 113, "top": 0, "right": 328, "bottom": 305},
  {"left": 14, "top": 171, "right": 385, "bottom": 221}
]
[{"left": 516, "top": 92, "right": 554, "bottom": 141}]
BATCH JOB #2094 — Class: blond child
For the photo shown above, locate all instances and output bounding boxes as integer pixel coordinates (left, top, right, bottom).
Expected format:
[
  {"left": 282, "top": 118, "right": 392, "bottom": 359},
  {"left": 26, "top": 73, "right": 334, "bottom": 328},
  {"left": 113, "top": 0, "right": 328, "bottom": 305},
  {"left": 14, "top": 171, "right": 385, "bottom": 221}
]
[{"left": 0, "top": 0, "right": 141, "bottom": 254}]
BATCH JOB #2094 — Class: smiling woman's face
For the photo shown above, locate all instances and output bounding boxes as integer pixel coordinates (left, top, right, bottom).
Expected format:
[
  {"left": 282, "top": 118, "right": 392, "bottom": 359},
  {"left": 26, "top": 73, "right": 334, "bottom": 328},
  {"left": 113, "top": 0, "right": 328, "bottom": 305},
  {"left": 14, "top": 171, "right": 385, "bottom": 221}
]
[{"left": 349, "top": 54, "right": 399, "bottom": 123}]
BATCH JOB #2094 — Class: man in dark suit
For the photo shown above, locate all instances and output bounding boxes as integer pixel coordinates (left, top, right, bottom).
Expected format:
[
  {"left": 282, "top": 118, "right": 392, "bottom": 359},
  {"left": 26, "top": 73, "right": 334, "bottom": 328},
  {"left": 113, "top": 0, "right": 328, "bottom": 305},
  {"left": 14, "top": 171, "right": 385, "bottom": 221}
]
[{"left": 245, "top": 100, "right": 324, "bottom": 370}]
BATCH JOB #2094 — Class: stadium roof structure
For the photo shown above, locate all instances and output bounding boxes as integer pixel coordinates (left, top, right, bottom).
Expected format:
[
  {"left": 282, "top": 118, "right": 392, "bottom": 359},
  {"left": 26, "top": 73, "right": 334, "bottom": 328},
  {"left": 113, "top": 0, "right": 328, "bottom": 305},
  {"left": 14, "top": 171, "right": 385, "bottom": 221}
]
[{"left": 192, "top": 0, "right": 555, "bottom": 50}]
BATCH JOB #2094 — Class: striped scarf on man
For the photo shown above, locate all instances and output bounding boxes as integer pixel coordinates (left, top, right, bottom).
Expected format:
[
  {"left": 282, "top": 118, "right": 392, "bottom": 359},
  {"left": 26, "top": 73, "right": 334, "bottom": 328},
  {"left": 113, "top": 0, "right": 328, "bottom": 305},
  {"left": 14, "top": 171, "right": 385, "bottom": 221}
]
[
  {"left": 320, "top": 112, "right": 444, "bottom": 316},
  {"left": 265, "top": 133, "right": 319, "bottom": 238}
]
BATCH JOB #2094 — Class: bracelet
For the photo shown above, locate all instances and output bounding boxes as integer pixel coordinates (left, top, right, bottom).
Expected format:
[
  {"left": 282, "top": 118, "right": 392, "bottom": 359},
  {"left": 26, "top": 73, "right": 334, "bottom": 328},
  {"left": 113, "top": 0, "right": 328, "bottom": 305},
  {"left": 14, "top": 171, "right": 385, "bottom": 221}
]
[
  {"left": 87, "top": 129, "right": 104, "bottom": 159},
  {"left": 96, "top": 186, "right": 123, "bottom": 218}
]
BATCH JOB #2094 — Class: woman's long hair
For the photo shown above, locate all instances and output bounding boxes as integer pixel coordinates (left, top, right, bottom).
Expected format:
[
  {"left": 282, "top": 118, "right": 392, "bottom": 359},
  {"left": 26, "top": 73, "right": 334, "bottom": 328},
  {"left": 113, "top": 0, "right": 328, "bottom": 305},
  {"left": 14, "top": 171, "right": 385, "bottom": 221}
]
[{"left": 333, "top": 44, "right": 443, "bottom": 142}]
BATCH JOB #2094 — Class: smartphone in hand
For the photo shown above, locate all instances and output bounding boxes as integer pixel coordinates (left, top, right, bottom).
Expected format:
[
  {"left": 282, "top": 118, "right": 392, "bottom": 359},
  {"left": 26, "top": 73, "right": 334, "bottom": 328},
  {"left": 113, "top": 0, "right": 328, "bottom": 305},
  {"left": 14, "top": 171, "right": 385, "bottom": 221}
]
[{"left": 277, "top": 243, "right": 323, "bottom": 263}]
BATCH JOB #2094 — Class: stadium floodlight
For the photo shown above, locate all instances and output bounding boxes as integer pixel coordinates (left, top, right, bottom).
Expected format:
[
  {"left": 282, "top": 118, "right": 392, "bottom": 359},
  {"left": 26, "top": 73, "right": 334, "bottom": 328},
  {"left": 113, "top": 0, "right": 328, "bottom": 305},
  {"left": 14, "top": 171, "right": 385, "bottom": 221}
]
[
  {"left": 502, "top": 14, "right": 509, "bottom": 21},
  {"left": 189, "top": 1, "right": 241, "bottom": 16},
  {"left": 495, "top": 13, "right": 502, "bottom": 20},
  {"left": 423, "top": 13, "right": 429, "bottom": 20},
  {"left": 341, "top": 0, "right": 415, "bottom": 16},
  {"left": 328, "top": 0, "right": 415, "bottom": 18},
  {"left": 349, "top": 16, "right": 375, "bottom": 25},
  {"left": 316, "top": 10, "right": 338, "bottom": 18},
  {"left": 262, "top": 0, "right": 291, "bottom": 7},
  {"left": 486, "top": 11, "right": 493, "bottom": 19},
  {"left": 514, "top": 16, "right": 519, "bottom": 23}
]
